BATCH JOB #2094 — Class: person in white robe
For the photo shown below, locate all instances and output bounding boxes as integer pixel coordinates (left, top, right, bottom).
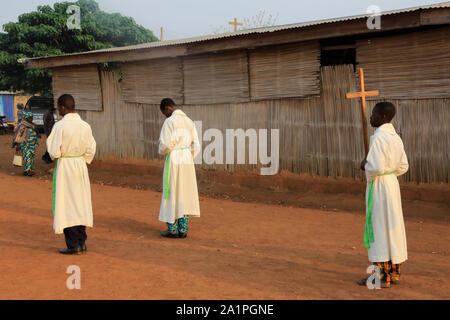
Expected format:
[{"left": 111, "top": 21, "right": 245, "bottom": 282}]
[
  {"left": 359, "top": 102, "right": 409, "bottom": 288},
  {"left": 47, "top": 94, "right": 96, "bottom": 255},
  {"left": 158, "top": 98, "right": 200, "bottom": 238}
]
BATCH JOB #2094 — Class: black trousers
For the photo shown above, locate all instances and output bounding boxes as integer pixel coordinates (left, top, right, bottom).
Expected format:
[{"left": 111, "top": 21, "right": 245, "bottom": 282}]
[
  {"left": 63, "top": 226, "right": 87, "bottom": 249},
  {"left": 42, "top": 151, "right": 52, "bottom": 162}
]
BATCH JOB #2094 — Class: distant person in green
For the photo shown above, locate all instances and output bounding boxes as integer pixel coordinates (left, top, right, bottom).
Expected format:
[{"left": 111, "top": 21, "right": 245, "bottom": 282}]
[{"left": 12, "top": 112, "right": 39, "bottom": 176}]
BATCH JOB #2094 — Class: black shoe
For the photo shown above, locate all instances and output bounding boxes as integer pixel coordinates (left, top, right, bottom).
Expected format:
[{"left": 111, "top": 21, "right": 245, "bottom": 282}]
[
  {"left": 357, "top": 277, "right": 369, "bottom": 286},
  {"left": 42, "top": 155, "right": 53, "bottom": 163},
  {"left": 58, "top": 246, "right": 82, "bottom": 255},
  {"left": 161, "top": 231, "right": 179, "bottom": 238},
  {"left": 357, "top": 277, "right": 391, "bottom": 288},
  {"left": 179, "top": 233, "right": 187, "bottom": 238}
]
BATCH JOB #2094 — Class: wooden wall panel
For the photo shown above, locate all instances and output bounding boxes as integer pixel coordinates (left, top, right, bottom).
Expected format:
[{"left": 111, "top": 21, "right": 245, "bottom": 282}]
[
  {"left": 121, "top": 58, "right": 183, "bottom": 105},
  {"left": 52, "top": 65, "right": 102, "bottom": 111},
  {"left": 184, "top": 50, "right": 249, "bottom": 104},
  {"left": 357, "top": 26, "right": 450, "bottom": 99},
  {"left": 249, "top": 41, "right": 321, "bottom": 100},
  {"left": 81, "top": 67, "right": 449, "bottom": 184}
]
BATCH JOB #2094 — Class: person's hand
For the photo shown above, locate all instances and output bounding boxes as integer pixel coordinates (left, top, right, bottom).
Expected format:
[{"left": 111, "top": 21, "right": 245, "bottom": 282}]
[{"left": 360, "top": 159, "right": 367, "bottom": 171}]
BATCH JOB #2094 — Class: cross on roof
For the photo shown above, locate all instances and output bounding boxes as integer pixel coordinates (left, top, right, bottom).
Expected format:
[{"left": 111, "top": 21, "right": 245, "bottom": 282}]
[{"left": 229, "top": 18, "right": 243, "bottom": 32}]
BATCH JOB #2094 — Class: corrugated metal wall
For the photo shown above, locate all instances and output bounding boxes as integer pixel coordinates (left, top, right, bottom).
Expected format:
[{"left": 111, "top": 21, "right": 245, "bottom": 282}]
[
  {"left": 79, "top": 67, "right": 449, "bottom": 184},
  {"left": 0, "top": 95, "right": 14, "bottom": 122}
]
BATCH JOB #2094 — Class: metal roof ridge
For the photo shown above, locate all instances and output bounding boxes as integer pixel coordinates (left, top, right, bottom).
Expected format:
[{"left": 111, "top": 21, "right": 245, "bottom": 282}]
[{"left": 22, "top": 2, "right": 450, "bottom": 62}]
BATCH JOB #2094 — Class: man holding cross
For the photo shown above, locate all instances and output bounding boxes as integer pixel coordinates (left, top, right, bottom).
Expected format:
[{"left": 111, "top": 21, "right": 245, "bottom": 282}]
[
  {"left": 346, "top": 70, "right": 409, "bottom": 288},
  {"left": 358, "top": 102, "right": 409, "bottom": 288}
]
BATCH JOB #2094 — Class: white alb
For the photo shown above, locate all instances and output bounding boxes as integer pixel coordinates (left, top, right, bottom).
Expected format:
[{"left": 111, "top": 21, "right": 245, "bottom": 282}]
[
  {"left": 158, "top": 109, "right": 201, "bottom": 224},
  {"left": 47, "top": 113, "right": 96, "bottom": 234},
  {"left": 365, "top": 123, "right": 409, "bottom": 264}
]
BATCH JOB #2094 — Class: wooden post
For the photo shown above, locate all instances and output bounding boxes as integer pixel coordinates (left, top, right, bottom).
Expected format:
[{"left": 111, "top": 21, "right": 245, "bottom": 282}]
[
  {"left": 160, "top": 27, "right": 164, "bottom": 41},
  {"left": 346, "top": 68, "right": 380, "bottom": 156}
]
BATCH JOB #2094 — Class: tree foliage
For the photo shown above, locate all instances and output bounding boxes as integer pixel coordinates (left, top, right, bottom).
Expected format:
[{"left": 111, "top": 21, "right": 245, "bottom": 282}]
[{"left": 0, "top": 0, "right": 158, "bottom": 95}]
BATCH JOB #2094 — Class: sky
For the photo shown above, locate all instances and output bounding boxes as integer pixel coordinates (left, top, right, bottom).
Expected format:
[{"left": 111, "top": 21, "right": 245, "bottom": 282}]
[{"left": 0, "top": 0, "right": 444, "bottom": 40}]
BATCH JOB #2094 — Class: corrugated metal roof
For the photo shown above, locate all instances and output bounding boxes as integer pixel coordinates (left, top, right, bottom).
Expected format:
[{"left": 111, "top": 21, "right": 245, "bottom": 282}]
[{"left": 25, "top": 2, "right": 450, "bottom": 61}]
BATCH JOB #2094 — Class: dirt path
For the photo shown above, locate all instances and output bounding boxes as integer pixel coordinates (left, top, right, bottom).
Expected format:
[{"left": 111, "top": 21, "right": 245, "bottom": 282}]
[
  {"left": 0, "top": 172, "right": 449, "bottom": 299},
  {"left": 1, "top": 134, "right": 448, "bottom": 224},
  {"left": 0, "top": 134, "right": 449, "bottom": 299}
]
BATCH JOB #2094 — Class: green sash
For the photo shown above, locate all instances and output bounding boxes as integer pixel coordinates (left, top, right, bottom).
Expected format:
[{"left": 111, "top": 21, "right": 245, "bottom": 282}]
[
  {"left": 164, "top": 147, "right": 190, "bottom": 199},
  {"left": 364, "top": 171, "right": 395, "bottom": 249},
  {"left": 52, "top": 156, "right": 83, "bottom": 216}
]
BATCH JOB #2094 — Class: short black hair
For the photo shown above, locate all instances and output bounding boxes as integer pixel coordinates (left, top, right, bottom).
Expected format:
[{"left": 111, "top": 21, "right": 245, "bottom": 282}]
[
  {"left": 57, "top": 94, "right": 75, "bottom": 110},
  {"left": 160, "top": 98, "right": 176, "bottom": 111},
  {"left": 374, "top": 102, "right": 396, "bottom": 121}
]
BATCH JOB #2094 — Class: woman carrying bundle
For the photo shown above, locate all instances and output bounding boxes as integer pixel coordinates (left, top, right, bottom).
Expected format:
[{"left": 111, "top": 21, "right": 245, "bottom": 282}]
[{"left": 12, "top": 112, "right": 39, "bottom": 176}]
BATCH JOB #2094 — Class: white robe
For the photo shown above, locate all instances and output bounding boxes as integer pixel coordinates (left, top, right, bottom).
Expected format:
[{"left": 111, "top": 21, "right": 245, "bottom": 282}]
[
  {"left": 364, "top": 123, "right": 409, "bottom": 264},
  {"left": 159, "top": 109, "right": 201, "bottom": 224},
  {"left": 47, "top": 113, "right": 96, "bottom": 234}
]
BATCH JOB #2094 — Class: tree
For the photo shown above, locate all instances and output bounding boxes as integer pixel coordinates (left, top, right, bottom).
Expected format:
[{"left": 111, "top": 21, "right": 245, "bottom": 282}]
[{"left": 0, "top": 0, "right": 158, "bottom": 95}]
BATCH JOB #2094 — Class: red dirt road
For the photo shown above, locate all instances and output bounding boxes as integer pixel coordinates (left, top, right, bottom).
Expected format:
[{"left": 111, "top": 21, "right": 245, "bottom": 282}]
[
  {"left": 0, "top": 134, "right": 449, "bottom": 299},
  {"left": 0, "top": 172, "right": 449, "bottom": 300}
]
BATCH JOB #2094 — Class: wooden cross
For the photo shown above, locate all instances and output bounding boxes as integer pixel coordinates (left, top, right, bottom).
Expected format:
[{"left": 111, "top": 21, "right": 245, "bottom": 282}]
[
  {"left": 346, "top": 68, "right": 379, "bottom": 156},
  {"left": 229, "top": 18, "right": 243, "bottom": 32}
]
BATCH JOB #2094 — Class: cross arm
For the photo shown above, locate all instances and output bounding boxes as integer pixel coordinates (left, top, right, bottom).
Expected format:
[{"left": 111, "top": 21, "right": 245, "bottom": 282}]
[
  {"left": 346, "top": 90, "right": 380, "bottom": 99},
  {"left": 346, "top": 92, "right": 363, "bottom": 99}
]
